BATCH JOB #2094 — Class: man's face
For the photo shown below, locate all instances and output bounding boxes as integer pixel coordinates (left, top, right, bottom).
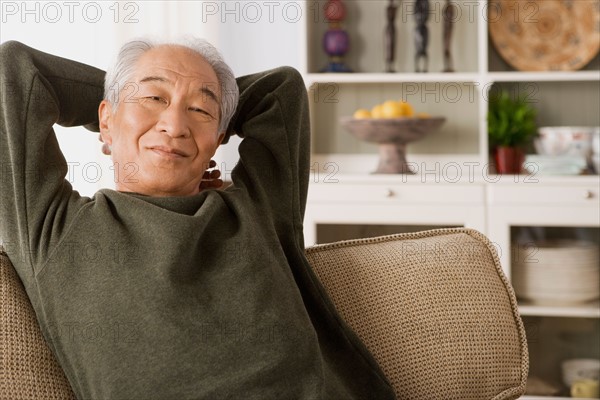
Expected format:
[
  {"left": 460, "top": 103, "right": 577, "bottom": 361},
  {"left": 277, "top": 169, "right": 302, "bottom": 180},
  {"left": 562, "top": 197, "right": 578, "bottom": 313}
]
[{"left": 99, "top": 45, "right": 225, "bottom": 197}]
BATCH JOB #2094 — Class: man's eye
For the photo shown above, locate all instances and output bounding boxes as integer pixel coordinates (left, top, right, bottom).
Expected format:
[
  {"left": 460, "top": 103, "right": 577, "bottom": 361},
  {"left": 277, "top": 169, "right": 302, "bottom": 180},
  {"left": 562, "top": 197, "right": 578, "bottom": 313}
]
[
  {"left": 147, "top": 96, "right": 165, "bottom": 102},
  {"left": 190, "top": 107, "right": 210, "bottom": 115},
  {"left": 139, "top": 96, "right": 166, "bottom": 104}
]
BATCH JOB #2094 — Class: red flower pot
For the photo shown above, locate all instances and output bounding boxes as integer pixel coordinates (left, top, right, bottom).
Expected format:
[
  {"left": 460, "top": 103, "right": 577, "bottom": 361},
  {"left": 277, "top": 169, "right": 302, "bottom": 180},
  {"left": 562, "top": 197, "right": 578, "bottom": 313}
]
[{"left": 495, "top": 146, "right": 525, "bottom": 174}]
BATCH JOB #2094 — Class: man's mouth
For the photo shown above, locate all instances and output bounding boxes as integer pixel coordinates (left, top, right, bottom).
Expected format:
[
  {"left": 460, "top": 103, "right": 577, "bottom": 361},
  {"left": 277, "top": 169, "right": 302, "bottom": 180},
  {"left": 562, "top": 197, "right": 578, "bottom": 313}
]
[{"left": 149, "top": 146, "right": 188, "bottom": 158}]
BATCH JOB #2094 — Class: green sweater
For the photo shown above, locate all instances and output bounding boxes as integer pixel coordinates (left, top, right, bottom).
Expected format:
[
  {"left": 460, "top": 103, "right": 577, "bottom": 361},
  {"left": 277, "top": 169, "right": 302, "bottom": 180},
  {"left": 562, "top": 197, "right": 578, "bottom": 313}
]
[{"left": 0, "top": 41, "right": 395, "bottom": 400}]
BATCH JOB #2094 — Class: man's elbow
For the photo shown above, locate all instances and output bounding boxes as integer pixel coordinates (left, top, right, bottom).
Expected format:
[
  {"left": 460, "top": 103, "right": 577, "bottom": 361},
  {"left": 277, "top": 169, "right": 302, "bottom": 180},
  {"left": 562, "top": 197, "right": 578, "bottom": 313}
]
[
  {"left": 271, "top": 66, "right": 305, "bottom": 94},
  {"left": 0, "top": 40, "right": 27, "bottom": 63}
]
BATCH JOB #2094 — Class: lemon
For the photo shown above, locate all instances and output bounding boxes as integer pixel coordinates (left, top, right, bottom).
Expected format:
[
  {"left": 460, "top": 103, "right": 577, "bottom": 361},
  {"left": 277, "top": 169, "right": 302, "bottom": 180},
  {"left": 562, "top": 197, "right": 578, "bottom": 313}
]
[
  {"left": 400, "top": 101, "right": 415, "bottom": 117},
  {"left": 353, "top": 109, "right": 372, "bottom": 119},
  {"left": 371, "top": 104, "right": 385, "bottom": 119},
  {"left": 381, "top": 100, "right": 404, "bottom": 118},
  {"left": 416, "top": 112, "right": 431, "bottom": 119}
]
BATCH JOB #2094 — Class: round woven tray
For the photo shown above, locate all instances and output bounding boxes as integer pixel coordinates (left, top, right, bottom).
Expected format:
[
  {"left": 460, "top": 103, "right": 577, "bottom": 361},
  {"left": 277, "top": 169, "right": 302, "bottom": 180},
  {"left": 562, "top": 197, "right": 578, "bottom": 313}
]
[{"left": 489, "top": 0, "right": 600, "bottom": 71}]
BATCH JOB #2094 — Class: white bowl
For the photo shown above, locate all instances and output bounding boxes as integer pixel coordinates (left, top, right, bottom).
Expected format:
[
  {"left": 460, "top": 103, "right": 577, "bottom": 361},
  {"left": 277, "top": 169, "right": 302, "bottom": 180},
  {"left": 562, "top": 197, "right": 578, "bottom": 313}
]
[
  {"left": 593, "top": 129, "right": 600, "bottom": 155},
  {"left": 535, "top": 127, "right": 598, "bottom": 157},
  {"left": 562, "top": 359, "right": 600, "bottom": 387}
]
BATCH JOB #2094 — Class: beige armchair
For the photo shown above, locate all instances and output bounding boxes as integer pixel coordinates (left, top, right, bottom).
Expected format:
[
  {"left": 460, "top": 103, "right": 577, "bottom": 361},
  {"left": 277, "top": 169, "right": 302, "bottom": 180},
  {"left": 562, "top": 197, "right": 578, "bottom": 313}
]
[{"left": 1, "top": 227, "right": 528, "bottom": 399}]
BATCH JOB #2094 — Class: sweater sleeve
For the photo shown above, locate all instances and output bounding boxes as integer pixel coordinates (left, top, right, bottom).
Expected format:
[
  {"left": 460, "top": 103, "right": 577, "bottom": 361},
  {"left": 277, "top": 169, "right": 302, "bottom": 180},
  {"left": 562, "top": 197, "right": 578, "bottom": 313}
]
[
  {"left": 0, "top": 41, "right": 105, "bottom": 278},
  {"left": 226, "top": 67, "right": 310, "bottom": 249}
]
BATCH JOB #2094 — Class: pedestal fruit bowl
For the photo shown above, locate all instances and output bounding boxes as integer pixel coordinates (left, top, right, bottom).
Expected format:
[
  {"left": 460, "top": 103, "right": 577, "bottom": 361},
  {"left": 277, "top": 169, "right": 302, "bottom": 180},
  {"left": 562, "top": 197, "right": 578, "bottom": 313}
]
[{"left": 341, "top": 116, "right": 446, "bottom": 174}]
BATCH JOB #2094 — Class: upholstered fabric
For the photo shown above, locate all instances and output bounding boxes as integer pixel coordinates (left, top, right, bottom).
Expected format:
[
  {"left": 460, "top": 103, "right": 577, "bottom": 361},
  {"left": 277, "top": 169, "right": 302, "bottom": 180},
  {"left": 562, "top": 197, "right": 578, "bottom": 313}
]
[
  {"left": 0, "top": 246, "right": 76, "bottom": 400},
  {"left": 1, "top": 228, "right": 528, "bottom": 399},
  {"left": 304, "top": 227, "right": 529, "bottom": 400}
]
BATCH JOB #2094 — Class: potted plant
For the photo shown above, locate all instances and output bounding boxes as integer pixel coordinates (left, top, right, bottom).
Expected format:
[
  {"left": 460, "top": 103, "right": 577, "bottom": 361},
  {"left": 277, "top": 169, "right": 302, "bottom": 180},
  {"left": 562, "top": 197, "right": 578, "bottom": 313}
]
[{"left": 488, "top": 91, "right": 538, "bottom": 174}]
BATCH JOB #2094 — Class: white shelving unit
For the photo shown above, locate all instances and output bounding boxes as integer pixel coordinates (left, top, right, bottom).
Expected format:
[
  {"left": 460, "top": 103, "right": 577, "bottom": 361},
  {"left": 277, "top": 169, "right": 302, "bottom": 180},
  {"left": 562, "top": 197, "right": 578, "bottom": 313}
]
[
  {"left": 300, "top": 1, "right": 600, "bottom": 397},
  {"left": 519, "top": 303, "right": 600, "bottom": 319}
]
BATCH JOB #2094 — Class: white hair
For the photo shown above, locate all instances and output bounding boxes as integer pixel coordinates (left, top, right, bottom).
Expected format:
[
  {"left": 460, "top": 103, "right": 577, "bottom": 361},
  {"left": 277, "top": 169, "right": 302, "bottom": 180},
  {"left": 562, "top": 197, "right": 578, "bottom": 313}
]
[{"left": 104, "top": 36, "right": 239, "bottom": 133}]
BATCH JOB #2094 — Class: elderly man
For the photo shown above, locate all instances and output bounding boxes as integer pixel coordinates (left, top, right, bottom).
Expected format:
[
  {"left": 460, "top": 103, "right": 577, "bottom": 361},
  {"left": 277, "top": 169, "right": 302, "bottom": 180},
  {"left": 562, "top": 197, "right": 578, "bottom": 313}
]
[{"left": 0, "top": 39, "right": 395, "bottom": 399}]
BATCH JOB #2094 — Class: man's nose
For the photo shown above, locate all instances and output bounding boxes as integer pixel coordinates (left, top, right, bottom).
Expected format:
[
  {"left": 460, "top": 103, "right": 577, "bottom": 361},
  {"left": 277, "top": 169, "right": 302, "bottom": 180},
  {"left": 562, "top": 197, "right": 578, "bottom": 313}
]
[{"left": 156, "top": 104, "right": 191, "bottom": 138}]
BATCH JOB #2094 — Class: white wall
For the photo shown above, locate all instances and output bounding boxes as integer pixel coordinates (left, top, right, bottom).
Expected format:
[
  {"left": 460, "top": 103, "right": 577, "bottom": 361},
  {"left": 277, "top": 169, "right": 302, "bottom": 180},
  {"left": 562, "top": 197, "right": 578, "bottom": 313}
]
[
  {"left": 0, "top": 0, "right": 302, "bottom": 196},
  {"left": 202, "top": 1, "right": 303, "bottom": 181}
]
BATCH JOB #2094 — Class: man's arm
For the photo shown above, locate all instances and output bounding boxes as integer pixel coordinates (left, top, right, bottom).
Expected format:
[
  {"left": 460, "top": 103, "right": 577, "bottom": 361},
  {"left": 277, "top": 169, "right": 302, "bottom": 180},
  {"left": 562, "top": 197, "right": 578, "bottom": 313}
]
[
  {"left": 226, "top": 67, "right": 310, "bottom": 248},
  {"left": 0, "top": 41, "right": 104, "bottom": 278}
]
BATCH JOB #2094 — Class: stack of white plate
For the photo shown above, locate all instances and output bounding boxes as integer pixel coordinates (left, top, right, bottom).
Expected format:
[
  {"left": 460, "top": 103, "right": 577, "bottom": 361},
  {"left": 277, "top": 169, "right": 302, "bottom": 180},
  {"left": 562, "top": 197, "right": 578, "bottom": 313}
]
[
  {"left": 524, "top": 154, "right": 588, "bottom": 175},
  {"left": 513, "top": 239, "right": 599, "bottom": 306}
]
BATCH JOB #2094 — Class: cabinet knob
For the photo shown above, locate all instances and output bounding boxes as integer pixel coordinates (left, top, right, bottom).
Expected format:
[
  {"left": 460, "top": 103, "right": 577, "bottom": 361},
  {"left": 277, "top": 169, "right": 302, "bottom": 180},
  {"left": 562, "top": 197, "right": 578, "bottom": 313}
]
[
  {"left": 386, "top": 189, "right": 395, "bottom": 198},
  {"left": 583, "top": 190, "right": 595, "bottom": 199}
]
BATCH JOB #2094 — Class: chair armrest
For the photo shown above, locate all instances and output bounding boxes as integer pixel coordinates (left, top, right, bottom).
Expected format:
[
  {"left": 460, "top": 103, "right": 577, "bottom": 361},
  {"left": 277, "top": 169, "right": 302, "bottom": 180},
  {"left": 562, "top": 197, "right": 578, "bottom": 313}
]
[{"left": 305, "top": 227, "right": 529, "bottom": 400}]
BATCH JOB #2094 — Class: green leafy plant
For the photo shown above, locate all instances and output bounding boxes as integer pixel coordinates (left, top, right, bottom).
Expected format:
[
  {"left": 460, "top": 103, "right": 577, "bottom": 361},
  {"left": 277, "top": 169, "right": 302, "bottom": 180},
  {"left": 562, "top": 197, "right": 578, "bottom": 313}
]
[{"left": 488, "top": 91, "right": 537, "bottom": 147}]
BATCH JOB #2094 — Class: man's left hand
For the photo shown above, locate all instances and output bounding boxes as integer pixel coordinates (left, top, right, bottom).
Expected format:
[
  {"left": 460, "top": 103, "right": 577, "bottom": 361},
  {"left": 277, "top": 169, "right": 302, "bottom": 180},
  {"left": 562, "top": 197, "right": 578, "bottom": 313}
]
[{"left": 200, "top": 160, "right": 223, "bottom": 191}]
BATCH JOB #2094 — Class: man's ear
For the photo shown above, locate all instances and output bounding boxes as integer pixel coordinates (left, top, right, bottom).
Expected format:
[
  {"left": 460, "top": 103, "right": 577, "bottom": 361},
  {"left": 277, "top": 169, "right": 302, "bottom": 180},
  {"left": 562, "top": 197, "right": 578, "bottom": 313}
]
[
  {"left": 216, "top": 132, "right": 225, "bottom": 147},
  {"left": 98, "top": 100, "right": 113, "bottom": 145}
]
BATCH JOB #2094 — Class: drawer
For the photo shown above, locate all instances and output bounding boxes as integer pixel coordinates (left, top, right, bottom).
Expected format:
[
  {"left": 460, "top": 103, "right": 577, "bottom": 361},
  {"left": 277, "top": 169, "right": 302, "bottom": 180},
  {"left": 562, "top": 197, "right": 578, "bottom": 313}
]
[
  {"left": 488, "top": 184, "right": 600, "bottom": 205},
  {"left": 307, "top": 183, "right": 485, "bottom": 204}
]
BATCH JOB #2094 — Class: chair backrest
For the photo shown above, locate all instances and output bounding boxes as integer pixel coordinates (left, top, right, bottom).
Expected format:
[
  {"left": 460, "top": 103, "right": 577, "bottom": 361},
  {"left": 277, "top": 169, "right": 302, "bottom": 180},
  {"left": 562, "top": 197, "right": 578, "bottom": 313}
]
[
  {"left": 1, "top": 228, "right": 528, "bottom": 399},
  {"left": 0, "top": 246, "right": 77, "bottom": 400},
  {"left": 304, "top": 228, "right": 528, "bottom": 400}
]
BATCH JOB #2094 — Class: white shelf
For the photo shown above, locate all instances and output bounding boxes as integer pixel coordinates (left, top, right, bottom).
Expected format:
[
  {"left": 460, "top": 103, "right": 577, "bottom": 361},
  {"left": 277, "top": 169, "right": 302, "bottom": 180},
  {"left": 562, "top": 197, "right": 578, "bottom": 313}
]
[
  {"left": 519, "top": 302, "right": 600, "bottom": 319},
  {"left": 305, "top": 72, "right": 481, "bottom": 84},
  {"left": 305, "top": 71, "right": 600, "bottom": 85},
  {"left": 488, "top": 71, "right": 600, "bottom": 83}
]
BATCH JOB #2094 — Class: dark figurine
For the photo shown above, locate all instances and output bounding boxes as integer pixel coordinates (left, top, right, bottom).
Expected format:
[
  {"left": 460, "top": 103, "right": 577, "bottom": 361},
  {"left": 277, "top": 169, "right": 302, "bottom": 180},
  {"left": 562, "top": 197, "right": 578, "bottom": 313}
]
[
  {"left": 442, "top": 0, "right": 456, "bottom": 72},
  {"left": 414, "top": 0, "right": 430, "bottom": 73},
  {"left": 384, "top": 0, "right": 398, "bottom": 73}
]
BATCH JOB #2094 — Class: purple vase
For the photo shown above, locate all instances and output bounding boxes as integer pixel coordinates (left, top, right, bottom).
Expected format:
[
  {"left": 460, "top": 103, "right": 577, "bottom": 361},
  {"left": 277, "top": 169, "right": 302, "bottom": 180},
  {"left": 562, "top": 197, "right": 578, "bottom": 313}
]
[
  {"left": 322, "top": 29, "right": 352, "bottom": 72},
  {"left": 323, "top": 29, "right": 349, "bottom": 57}
]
